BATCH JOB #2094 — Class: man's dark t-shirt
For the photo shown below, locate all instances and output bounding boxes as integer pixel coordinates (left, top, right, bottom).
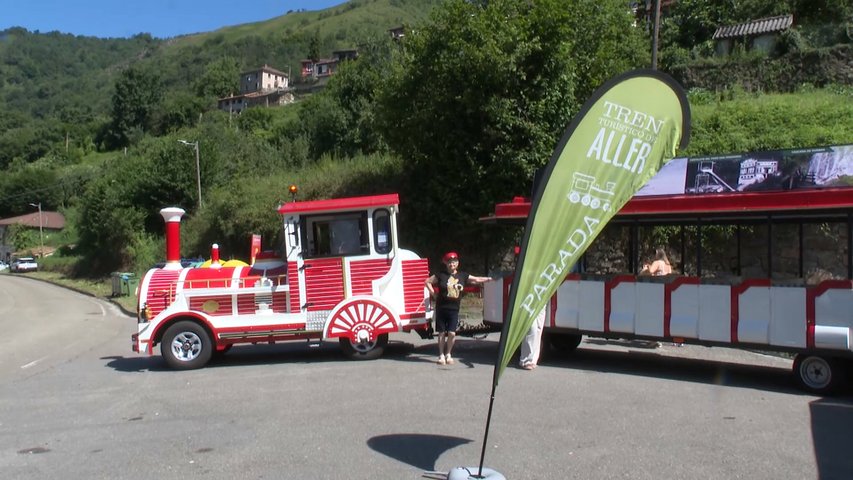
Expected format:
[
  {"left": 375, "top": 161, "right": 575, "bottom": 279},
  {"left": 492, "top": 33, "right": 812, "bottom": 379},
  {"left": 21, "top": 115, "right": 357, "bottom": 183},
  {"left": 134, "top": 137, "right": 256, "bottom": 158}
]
[{"left": 434, "top": 271, "right": 469, "bottom": 312}]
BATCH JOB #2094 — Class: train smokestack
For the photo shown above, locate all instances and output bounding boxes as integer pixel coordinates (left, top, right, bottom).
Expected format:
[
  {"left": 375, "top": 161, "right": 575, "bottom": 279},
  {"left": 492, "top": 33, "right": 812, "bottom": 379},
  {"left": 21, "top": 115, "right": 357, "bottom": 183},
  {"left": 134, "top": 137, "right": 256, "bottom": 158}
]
[
  {"left": 211, "top": 243, "right": 221, "bottom": 268},
  {"left": 159, "top": 207, "right": 186, "bottom": 270}
]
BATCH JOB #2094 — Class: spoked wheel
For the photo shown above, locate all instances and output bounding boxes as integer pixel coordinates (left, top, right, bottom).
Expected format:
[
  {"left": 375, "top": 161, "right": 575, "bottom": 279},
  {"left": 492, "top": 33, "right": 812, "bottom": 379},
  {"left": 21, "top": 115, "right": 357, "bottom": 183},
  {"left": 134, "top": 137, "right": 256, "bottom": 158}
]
[
  {"left": 329, "top": 298, "right": 397, "bottom": 360},
  {"left": 793, "top": 354, "right": 846, "bottom": 395},
  {"left": 161, "top": 320, "right": 213, "bottom": 370},
  {"left": 339, "top": 333, "right": 389, "bottom": 361}
]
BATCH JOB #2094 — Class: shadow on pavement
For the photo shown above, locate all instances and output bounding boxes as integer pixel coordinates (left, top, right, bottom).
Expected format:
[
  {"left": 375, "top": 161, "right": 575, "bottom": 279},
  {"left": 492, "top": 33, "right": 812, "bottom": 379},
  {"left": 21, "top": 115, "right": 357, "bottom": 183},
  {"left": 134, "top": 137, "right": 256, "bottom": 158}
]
[
  {"left": 409, "top": 337, "right": 816, "bottom": 396},
  {"left": 367, "top": 433, "right": 472, "bottom": 471},
  {"left": 102, "top": 339, "right": 422, "bottom": 372},
  {"left": 545, "top": 346, "right": 804, "bottom": 395},
  {"left": 105, "top": 334, "right": 823, "bottom": 398},
  {"left": 810, "top": 397, "right": 853, "bottom": 479}
]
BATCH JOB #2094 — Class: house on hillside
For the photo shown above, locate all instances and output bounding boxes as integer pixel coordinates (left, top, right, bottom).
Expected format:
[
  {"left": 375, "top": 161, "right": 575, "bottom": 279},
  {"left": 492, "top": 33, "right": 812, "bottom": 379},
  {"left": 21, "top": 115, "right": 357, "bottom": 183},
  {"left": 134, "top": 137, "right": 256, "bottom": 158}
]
[
  {"left": 713, "top": 14, "right": 794, "bottom": 56},
  {"left": 0, "top": 210, "right": 66, "bottom": 261},
  {"left": 217, "top": 64, "right": 294, "bottom": 114},
  {"left": 300, "top": 49, "right": 358, "bottom": 80}
]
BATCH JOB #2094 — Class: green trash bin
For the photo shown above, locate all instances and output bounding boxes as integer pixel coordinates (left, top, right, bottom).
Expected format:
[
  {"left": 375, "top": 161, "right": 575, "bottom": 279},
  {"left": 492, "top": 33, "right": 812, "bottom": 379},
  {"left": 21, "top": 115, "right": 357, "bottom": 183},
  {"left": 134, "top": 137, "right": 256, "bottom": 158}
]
[
  {"left": 124, "top": 274, "right": 139, "bottom": 297},
  {"left": 119, "top": 273, "right": 136, "bottom": 297}
]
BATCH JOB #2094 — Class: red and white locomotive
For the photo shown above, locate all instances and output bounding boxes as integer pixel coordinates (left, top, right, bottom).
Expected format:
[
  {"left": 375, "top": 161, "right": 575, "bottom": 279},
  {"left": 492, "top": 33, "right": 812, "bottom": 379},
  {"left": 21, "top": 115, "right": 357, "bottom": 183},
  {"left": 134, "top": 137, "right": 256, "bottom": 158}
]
[{"left": 132, "top": 193, "right": 432, "bottom": 369}]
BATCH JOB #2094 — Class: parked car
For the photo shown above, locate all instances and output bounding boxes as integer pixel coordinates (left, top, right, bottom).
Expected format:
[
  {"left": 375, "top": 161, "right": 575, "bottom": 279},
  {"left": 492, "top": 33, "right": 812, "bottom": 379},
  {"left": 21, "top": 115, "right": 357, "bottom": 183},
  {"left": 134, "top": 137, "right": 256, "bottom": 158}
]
[
  {"left": 11, "top": 257, "right": 38, "bottom": 273},
  {"left": 0, "top": 261, "right": 8, "bottom": 272}
]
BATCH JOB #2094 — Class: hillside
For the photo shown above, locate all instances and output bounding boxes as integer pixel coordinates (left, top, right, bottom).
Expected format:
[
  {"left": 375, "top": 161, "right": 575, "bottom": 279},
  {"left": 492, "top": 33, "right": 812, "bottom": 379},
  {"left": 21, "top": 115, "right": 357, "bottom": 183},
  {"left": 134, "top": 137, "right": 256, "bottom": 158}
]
[
  {"left": 152, "top": 0, "right": 439, "bottom": 88},
  {"left": 0, "top": 0, "right": 440, "bottom": 170},
  {"left": 1, "top": 0, "right": 851, "bottom": 277}
]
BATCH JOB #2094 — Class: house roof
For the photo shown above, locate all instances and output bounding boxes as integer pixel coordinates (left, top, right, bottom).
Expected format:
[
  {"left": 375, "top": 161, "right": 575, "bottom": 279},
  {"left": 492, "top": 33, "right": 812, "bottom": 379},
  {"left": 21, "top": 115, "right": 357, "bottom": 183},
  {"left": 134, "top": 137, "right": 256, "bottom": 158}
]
[
  {"left": 241, "top": 64, "right": 288, "bottom": 77},
  {"left": 713, "top": 14, "right": 793, "bottom": 40},
  {"left": 0, "top": 211, "right": 66, "bottom": 230}
]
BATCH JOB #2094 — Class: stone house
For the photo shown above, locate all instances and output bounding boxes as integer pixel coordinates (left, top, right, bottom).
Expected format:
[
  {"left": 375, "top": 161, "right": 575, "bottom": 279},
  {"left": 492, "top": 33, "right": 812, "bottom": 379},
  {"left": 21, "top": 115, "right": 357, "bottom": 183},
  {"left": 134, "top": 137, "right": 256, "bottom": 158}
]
[
  {"left": 217, "top": 64, "right": 293, "bottom": 114},
  {"left": 300, "top": 49, "right": 358, "bottom": 80}
]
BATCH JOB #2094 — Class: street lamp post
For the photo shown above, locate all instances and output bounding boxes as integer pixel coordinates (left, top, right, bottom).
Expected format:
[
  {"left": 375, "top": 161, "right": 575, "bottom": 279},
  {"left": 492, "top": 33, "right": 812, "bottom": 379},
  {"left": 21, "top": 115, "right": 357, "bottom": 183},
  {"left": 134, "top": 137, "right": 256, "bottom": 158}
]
[
  {"left": 28, "top": 202, "right": 44, "bottom": 258},
  {"left": 178, "top": 140, "right": 202, "bottom": 207}
]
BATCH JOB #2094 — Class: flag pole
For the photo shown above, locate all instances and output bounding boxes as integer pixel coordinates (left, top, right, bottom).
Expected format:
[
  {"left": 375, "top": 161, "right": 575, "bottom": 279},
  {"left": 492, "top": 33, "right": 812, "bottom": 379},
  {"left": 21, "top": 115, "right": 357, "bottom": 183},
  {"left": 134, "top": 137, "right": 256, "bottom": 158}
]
[
  {"left": 475, "top": 256, "right": 526, "bottom": 477},
  {"left": 476, "top": 382, "right": 499, "bottom": 477}
]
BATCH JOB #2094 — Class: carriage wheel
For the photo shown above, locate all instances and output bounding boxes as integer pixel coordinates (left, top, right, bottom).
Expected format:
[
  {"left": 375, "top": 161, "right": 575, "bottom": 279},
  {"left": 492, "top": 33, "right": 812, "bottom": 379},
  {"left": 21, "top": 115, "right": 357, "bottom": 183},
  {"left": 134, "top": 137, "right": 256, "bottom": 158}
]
[{"left": 328, "top": 298, "right": 397, "bottom": 360}]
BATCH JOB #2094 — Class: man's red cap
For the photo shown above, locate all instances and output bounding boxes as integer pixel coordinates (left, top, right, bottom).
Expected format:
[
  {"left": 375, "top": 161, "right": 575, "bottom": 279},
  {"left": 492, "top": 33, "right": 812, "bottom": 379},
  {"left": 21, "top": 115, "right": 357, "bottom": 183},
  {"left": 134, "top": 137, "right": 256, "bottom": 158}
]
[{"left": 442, "top": 251, "right": 459, "bottom": 263}]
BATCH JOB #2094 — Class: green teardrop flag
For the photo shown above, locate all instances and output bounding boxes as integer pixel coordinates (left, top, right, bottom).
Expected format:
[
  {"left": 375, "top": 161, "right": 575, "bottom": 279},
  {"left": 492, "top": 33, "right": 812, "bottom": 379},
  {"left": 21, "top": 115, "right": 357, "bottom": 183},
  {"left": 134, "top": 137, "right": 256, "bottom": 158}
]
[{"left": 494, "top": 70, "right": 690, "bottom": 383}]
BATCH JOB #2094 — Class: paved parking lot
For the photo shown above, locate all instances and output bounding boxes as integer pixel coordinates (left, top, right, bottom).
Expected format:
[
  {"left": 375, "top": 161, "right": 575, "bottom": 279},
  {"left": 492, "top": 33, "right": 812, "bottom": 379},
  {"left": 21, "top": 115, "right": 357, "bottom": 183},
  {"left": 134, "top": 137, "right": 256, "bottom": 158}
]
[{"left": 1, "top": 275, "right": 852, "bottom": 479}]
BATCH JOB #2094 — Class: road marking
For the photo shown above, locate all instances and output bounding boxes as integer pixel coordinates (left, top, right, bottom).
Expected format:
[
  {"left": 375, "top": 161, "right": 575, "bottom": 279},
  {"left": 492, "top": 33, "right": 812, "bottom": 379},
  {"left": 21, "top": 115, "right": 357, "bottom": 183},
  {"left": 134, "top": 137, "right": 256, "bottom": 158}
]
[
  {"left": 85, "top": 298, "right": 107, "bottom": 316},
  {"left": 21, "top": 356, "right": 48, "bottom": 369}
]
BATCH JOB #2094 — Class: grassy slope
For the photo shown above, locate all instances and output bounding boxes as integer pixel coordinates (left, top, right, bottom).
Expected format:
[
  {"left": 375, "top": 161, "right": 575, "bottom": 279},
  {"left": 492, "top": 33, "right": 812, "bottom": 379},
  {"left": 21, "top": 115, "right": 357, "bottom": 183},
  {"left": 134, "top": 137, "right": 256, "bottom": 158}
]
[
  {"left": 183, "top": 0, "right": 437, "bottom": 44},
  {"left": 687, "top": 88, "right": 853, "bottom": 155}
]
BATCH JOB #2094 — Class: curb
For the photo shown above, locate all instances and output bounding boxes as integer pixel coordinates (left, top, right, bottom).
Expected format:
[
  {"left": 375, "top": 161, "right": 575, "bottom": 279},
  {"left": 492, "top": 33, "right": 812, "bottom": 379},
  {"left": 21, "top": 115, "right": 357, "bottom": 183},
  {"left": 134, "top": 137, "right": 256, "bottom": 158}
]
[{"left": 4, "top": 273, "right": 136, "bottom": 318}]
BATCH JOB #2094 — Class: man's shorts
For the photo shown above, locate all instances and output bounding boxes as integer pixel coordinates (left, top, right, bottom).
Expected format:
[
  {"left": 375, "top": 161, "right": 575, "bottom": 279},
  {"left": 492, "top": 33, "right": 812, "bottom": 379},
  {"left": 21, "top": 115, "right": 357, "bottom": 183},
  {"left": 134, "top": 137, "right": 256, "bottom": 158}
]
[{"left": 434, "top": 308, "right": 460, "bottom": 333}]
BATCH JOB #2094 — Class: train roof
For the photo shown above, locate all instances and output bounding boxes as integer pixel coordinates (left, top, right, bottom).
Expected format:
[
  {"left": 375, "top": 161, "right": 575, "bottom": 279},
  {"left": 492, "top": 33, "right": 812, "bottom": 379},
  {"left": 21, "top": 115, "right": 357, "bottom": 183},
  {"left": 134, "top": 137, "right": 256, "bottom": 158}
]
[
  {"left": 278, "top": 193, "right": 400, "bottom": 215},
  {"left": 481, "top": 187, "right": 853, "bottom": 225},
  {"left": 484, "top": 144, "right": 853, "bottom": 225}
]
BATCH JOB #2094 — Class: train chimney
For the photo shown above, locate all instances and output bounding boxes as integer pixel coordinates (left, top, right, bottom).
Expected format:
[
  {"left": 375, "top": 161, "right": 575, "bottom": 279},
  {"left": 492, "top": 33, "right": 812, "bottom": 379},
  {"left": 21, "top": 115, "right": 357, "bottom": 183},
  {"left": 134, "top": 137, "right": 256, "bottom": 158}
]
[
  {"left": 211, "top": 243, "right": 221, "bottom": 268},
  {"left": 159, "top": 207, "right": 186, "bottom": 270}
]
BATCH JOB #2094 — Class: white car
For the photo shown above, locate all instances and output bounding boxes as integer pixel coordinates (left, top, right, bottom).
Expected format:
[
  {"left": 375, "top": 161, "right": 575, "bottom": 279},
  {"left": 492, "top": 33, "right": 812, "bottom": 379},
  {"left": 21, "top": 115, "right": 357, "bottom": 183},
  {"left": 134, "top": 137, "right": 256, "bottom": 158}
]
[{"left": 11, "top": 257, "right": 38, "bottom": 273}]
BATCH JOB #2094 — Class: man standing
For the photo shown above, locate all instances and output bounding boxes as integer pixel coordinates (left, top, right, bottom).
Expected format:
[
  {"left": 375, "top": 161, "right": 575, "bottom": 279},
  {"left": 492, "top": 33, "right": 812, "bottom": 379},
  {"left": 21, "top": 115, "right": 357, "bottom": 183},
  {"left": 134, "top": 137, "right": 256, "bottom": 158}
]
[{"left": 426, "top": 252, "right": 492, "bottom": 365}]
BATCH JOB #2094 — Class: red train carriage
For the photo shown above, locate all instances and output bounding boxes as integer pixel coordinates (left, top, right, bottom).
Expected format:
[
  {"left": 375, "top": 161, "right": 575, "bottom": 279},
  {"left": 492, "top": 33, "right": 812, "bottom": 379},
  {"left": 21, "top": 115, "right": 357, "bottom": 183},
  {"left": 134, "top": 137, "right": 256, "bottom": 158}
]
[
  {"left": 483, "top": 146, "right": 853, "bottom": 394},
  {"left": 133, "top": 193, "right": 431, "bottom": 369}
]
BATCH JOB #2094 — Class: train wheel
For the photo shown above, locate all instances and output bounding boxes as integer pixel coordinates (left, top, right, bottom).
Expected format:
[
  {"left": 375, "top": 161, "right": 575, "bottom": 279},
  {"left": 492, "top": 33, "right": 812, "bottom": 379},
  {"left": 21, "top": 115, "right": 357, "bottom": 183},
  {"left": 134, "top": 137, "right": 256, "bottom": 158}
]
[
  {"left": 328, "top": 298, "right": 397, "bottom": 360},
  {"left": 569, "top": 192, "right": 581, "bottom": 203},
  {"left": 793, "top": 354, "right": 846, "bottom": 395},
  {"left": 339, "top": 333, "right": 389, "bottom": 360},
  {"left": 545, "top": 332, "right": 583, "bottom": 354},
  {"left": 161, "top": 320, "right": 212, "bottom": 370},
  {"left": 590, "top": 198, "right": 601, "bottom": 209},
  {"left": 581, "top": 195, "right": 591, "bottom": 206}
]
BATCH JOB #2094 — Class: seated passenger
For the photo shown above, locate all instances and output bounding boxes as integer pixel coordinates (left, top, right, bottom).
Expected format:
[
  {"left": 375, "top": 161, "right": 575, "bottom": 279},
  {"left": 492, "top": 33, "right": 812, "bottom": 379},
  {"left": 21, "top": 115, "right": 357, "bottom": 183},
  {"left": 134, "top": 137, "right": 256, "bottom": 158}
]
[{"left": 647, "top": 247, "right": 673, "bottom": 276}]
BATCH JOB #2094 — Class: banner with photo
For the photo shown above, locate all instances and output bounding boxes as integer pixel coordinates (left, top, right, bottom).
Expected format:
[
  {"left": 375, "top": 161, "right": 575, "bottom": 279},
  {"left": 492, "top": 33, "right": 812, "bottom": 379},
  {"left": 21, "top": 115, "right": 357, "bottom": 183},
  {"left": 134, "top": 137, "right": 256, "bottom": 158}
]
[{"left": 636, "top": 144, "right": 853, "bottom": 196}]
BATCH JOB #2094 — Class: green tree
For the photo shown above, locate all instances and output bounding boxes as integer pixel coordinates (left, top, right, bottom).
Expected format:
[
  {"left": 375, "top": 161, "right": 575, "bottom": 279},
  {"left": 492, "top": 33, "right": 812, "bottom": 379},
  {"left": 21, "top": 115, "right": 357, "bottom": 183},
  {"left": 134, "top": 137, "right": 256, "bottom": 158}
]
[
  {"left": 157, "top": 92, "right": 208, "bottom": 133},
  {"left": 321, "top": 36, "right": 394, "bottom": 156},
  {"left": 194, "top": 57, "right": 240, "bottom": 99},
  {"left": 105, "top": 65, "right": 163, "bottom": 149},
  {"left": 308, "top": 29, "right": 321, "bottom": 62},
  {"left": 377, "top": 0, "right": 647, "bottom": 263}
]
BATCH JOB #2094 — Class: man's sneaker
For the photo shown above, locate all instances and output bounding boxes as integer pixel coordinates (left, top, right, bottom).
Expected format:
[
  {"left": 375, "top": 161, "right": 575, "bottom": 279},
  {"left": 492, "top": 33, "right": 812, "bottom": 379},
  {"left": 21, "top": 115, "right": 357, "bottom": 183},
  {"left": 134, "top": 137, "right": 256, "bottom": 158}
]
[
  {"left": 445, "top": 355, "right": 455, "bottom": 365},
  {"left": 437, "top": 355, "right": 446, "bottom": 365}
]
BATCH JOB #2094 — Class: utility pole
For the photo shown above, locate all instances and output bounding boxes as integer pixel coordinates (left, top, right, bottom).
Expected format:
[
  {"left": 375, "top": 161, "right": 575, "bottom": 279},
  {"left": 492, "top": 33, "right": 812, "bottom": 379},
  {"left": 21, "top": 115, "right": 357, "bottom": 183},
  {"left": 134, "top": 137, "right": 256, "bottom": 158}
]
[
  {"left": 28, "top": 202, "right": 44, "bottom": 258},
  {"left": 651, "top": 0, "right": 662, "bottom": 70}
]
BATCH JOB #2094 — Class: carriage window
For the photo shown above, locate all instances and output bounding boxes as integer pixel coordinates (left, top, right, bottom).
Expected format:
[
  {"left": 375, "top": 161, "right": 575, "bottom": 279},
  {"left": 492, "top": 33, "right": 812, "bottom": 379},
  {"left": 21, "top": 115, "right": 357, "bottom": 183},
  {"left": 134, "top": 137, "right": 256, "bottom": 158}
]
[
  {"left": 302, "top": 212, "right": 368, "bottom": 258},
  {"left": 373, "top": 209, "right": 392, "bottom": 254}
]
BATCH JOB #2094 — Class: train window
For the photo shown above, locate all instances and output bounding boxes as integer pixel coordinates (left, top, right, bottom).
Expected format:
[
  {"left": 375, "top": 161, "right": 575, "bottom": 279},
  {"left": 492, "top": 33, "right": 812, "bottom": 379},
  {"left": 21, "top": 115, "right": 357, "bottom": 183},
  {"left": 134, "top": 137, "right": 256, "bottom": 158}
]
[
  {"left": 373, "top": 209, "right": 392, "bottom": 254},
  {"left": 302, "top": 212, "right": 368, "bottom": 258}
]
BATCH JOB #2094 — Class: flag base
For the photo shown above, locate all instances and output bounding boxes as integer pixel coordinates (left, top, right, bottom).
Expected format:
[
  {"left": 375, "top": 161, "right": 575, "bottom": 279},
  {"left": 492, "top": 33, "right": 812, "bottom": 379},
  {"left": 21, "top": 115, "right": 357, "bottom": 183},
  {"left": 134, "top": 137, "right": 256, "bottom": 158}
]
[{"left": 447, "top": 466, "right": 506, "bottom": 480}]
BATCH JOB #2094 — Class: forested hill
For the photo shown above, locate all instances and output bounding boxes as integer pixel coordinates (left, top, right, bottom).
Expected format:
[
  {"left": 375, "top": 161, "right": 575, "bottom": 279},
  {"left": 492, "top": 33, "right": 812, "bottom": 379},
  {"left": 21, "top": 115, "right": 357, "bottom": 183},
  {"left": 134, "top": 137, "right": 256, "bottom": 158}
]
[
  {"left": 1, "top": 0, "right": 851, "bottom": 276},
  {"left": 0, "top": 0, "right": 440, "bottom": 169}
]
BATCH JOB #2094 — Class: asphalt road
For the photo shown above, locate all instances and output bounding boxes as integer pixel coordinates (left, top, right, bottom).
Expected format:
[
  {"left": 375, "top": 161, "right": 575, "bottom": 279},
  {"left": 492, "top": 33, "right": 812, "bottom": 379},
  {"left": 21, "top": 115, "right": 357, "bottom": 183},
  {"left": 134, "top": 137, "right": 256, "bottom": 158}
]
[{"left": 1, "top": 274, "right": 851, "bottom": 480}]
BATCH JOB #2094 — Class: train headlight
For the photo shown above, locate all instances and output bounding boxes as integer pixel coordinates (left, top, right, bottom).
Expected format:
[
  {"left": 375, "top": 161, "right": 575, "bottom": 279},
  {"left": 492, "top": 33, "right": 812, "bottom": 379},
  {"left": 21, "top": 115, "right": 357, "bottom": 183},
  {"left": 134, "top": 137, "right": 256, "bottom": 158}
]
[{"left": 139, "top": 303, "right": 152, "bottom": 323}]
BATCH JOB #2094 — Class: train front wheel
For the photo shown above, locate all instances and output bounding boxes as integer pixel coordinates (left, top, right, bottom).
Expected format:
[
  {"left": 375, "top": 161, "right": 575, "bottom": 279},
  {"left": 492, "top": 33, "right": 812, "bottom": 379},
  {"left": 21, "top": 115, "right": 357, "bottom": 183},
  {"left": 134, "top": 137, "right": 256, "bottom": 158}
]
[{"left": 161, "top": 320, "right": 213, "bottom": 370}]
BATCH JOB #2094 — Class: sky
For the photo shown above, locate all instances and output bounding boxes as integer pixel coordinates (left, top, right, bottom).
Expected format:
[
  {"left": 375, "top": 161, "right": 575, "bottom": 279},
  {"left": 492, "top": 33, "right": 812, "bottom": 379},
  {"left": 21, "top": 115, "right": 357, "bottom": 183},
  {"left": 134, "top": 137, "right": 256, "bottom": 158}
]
[{"left": 1, "top": 0, "right": 348, "bottom": 39}]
